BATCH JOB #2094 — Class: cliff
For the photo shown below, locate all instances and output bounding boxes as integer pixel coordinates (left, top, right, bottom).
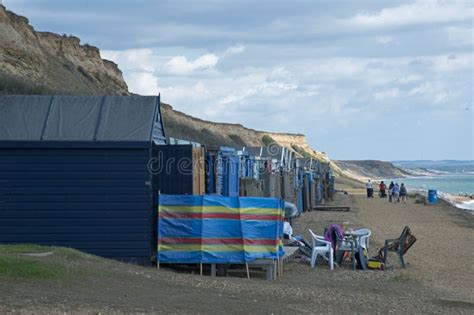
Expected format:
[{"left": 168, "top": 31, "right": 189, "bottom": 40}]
[
  {"left": 161, "top": 102, "right": 330, "bottom": 162},
  {"left": 334, "top": 160, "right": 412, "bottom": 181},
  {"left": 0, "top": 5, "right": 128, "bottom": 95}
]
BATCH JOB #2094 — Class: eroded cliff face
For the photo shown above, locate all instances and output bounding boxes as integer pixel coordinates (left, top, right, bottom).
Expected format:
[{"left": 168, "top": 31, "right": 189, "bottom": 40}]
[
  {"left": 162, "top": 103, "right": 263, "bottom": 147},
  {"left": 266, "top": 132, "right": 329, "bottom": 161},
  {"left": 161, "top": 103, "right": 331, "bottom": 162},
  {"left": 0, "top": 5, "right": 128, "bottom": 95}
]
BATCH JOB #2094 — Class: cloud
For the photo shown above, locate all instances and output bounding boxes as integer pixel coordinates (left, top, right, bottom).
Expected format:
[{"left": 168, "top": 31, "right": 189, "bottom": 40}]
[
  {"left": 159, "top": 82, "right": 213, "bottom": 111},
  {"left": 429, "top": 53, "right": 473, "bottom": 73},
  {"left": 222, "top": 44, "right": 245, "bottom": 57},
  {"left": 103, "top": 48, "right": 221, "bottom": 78},
  {"left": 300, "top": 58, "right": 366, "bottom": 82},
  {"left": 444, "top": 26, "right": 474, "bottom": 47},
  {"left": 396, "top": 75, "right": 423, "bottom": 84},
  {"left": 408, "top": 82, "right": 451, "bottom": 104},
  {"left": 373, "top": 88, "right": 400, "bottom": 100},
  {"left": 219, "top": 79, "right": 297, "bottom": 106},
  {"left": 163, "top": 54, "right": 219, "bottom": 75},
  {"left": 102, "top": 48, "right": 157, "bottom": 71},
  {"left": 376, "top": 36, "right": 395, "bottom": 45},
  {"left": 105, "top": 47, "right": 471, "bottom": 113},
  {"left": 124, "top": 72, "right": 159, "bottom": 96},
  {"left": 344, "top": 1, "right": 474, "bottom": 30}
]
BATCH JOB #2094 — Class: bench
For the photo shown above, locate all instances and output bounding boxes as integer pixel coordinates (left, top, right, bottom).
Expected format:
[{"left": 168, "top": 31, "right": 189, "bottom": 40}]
[
  {"left": 209, "top": 247, "right": 299, "bottom": 280},
  {"left": 210, "top": 260, "right": 276, "bottom": 280},
  {"left": 310, "top": 206, "right": 350, "bottom": 212}
]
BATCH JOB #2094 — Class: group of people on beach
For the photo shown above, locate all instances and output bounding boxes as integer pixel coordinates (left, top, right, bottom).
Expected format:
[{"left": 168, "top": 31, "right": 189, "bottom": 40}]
[{"left": 366, "top": 180, "right": 407, "bottom": 203}]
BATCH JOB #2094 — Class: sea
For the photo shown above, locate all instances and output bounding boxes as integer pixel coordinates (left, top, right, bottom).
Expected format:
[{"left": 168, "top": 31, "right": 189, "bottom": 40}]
[
  {"left": 385, "top": 174, "right": 474, "bottom": 212},
  {"left": 389, "top": 174, "right": 474, "bottom": 195},
  {"left": 388, "top": 160, "right": 474, "bottom": 212}
]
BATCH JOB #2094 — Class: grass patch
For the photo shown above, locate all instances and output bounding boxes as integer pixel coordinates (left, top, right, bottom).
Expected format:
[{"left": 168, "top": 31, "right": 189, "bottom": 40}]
[
  {"left": 0, "top": 244, "right": 96, "bottom": 260},
  {"left": 0, "top": 244, "right": 54, "bottom": 254},
  {"left": 0, "top": 244, "right": 107, "bottom": 280},
  {"left": 0, "top": 256, "right": 68, "bottom": 279}
]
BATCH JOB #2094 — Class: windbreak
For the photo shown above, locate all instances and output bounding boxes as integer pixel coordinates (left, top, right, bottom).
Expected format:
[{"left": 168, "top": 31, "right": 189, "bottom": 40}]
[{"left": 157, "top": 195, "right": 284, "bottom": 264}]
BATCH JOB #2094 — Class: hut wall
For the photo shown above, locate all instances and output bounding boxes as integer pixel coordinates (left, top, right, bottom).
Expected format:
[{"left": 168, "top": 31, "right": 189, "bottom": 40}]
[{"left": 0, "top": 141, "right": 155, "bottom": 264}]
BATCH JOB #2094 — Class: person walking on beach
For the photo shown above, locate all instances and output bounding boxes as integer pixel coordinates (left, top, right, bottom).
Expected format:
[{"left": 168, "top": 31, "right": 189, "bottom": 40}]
[
  {"left": 393, "top": 183, "right": 400, "bottom": 203},
  {"left": 366, "top": 180, "right": 374, "bottom": 198},
  {"left": 400, "top": 183, "right": 407, "bottom": 203},
  {"left": 388, "top": 181, "right": 394, "bottom": 202},
  {"left": 379, "top": 181, "right": 386, "bottom": 198}
]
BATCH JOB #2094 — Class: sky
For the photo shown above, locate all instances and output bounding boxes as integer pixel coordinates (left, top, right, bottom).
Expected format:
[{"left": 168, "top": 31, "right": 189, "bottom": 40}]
[{"left": 5, "top": 0, "right": 473, "bottom": 160}]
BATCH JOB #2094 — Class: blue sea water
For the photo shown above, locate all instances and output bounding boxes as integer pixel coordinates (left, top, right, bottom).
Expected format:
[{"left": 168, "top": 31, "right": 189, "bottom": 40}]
[
  {"left": 385, "top": 174, "right": 474, "bottom": 212},
  {"left": 387, "top": 174, "right": 474, "bottom": 195}
]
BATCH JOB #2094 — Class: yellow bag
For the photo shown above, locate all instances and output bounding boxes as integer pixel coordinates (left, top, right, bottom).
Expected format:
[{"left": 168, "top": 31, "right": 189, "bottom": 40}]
[{"left": 368, "top": 259, "right": 384, "bottom": 270}]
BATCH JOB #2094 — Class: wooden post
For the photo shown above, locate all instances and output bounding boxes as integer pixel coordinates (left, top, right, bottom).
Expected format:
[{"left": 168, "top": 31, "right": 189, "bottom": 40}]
[
  {"left": 273, "top": 260, "right": 277, "bottom": 280},
  {"left": 157, "top": 191, "right": 161, "bottom": 271},
  {"left": 276, "top": 259, "right": 279, "bottom": 280},
  {"left": 200, "top": 263, "right": 203, "bottom": 276},
  {"left": 245, "top": 263, "right": 250, "bottom": 279}
]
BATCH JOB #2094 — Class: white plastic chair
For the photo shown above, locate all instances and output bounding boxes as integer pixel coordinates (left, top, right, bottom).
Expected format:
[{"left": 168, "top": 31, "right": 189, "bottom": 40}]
[
  {"left": 353, "top": 228, "right": 371, "bottom": 256},
  {"left": 308, "top": 229, "right": 334, "bottom": 270}
]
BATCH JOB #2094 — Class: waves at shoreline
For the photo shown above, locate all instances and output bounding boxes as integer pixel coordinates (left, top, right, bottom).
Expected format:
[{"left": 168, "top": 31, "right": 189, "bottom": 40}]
[
  {"left": 403, "top": 188, "right": 474, "bottom": 213},
  {"left": 382, "top": 174, "right": 474, "bottom": 214},
  {"left": 437, "top": 192, "right": 474, "bottom": 213}
]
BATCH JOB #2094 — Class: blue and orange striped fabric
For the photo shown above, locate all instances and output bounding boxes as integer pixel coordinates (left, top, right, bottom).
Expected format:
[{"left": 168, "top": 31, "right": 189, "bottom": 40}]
[{"left": 157, "top": 195, "right": 285, "bottom": 263}]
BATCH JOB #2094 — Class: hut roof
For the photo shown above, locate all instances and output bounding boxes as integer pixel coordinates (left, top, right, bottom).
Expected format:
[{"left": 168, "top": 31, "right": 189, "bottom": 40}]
[{"left": 0, "top": 95, "right": 165, "bottom": 143}]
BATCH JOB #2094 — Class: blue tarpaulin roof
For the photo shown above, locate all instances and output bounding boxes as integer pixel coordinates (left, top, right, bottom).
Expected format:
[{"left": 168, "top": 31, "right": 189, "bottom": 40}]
[{"left": 0, "top": 95, "right": 166, "bottom": 144}]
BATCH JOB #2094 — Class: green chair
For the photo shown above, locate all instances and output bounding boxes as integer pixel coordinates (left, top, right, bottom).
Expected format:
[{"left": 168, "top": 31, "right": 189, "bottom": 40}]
[{"left": 382, "top": 226, "right": 417, "bottom": 268}]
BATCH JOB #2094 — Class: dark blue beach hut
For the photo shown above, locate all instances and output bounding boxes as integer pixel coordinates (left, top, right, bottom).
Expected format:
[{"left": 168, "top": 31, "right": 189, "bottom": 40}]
[{"left": 0, "top": 95, "right": 165, "bottom": 264}]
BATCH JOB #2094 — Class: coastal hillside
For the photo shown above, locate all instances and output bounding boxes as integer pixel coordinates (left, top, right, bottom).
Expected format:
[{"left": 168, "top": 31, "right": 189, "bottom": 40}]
[
  {"left": 161, "top": 103, "right": 329, "bottom": 160},
  {"left": 0, "top": 5, "right": 332, "bottom": 163},
  {"left": 0, "top": 5, "right": 129, "bottom": 95},
  {"left": 334, "top": 160, "right": 412, "bottom": 181},
  {"left": 393, "top": 160, "right": 474, "bottom": 174}
]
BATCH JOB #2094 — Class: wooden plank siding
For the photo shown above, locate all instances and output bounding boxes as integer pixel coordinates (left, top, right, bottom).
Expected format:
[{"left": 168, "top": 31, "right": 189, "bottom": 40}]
[{"left": 0, "top": 142, "right": 155, "bottom": 264}]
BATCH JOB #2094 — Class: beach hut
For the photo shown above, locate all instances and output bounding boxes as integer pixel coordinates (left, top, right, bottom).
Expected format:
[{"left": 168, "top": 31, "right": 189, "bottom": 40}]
[
  {"left": 153, "top": 144, "right": 205, "bottom": 195},
  {"left": 0, "top": 94, "right": 166, "bottom": 264},
  {"left": 217, "top": 147, "right": 240, "bottom": 197},
  {"left": 237, "top": 149, "right": 256, "bottom": 179},
  {"left": 243, "top": 146, "right": 287, "bottom": 173},
  {"left": 205, "top": 146, "right": 239, "bottom": 197}
]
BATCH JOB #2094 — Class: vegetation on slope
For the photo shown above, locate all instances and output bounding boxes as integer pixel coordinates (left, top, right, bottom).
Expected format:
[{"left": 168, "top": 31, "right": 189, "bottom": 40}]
[
  {"left": 261, "top": 135, "right": 276, "bottom": 146},
  {"left": 0, "top": 72, "right": 53, "bottom": 95}
]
